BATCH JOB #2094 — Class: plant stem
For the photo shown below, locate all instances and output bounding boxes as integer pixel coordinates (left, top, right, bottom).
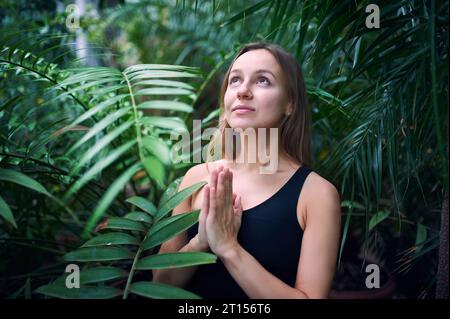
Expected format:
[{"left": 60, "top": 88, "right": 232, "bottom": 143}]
[
  {"left": 122, "top": 246, "right": 143, "bottom": 299},
  {"left": 0, "top": 151, "right": 66, "bottom": 174},
  {"left": 123, "top": 72, "right": 145, "bottom": 163},
  {"left": 0, "top": 59, "right": 91, "bottom": 115}
]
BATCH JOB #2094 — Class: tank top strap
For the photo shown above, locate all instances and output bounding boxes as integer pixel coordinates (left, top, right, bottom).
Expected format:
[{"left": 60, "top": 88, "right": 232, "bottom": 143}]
[
  {"left": 275, "top": 164, "right": 313, "bottom": 212},
  {"left": 286, "top": 165, "right": 313, "bottom": 196},
  {"left": 243, "top": 165, "right": 313, "bottom": 220}
]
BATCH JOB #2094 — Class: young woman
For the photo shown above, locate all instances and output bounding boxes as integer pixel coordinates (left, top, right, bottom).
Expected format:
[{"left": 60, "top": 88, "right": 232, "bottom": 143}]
[{"left": 153, "top": 42, "right": 341, "bottom": 299}]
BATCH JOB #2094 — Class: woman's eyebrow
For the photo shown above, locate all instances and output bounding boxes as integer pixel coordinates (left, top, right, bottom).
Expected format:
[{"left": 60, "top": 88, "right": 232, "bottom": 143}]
[{"left": 230, "top": 69, "right": 276, "bottom": 79}]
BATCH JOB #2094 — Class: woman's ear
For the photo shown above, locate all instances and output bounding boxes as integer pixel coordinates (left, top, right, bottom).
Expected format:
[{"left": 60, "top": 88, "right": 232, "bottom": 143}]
[{"left": 285, "top": 102, "right": 293, "bottom": 116}]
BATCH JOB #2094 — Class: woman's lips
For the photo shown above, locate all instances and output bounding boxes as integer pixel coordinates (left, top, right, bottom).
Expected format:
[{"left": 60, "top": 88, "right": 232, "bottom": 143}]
[
  {"left": 232, "top": 106, "right": 255, "bottom": 114},
  {"left": 233, "top": 108, "right": 255, "bottom": 114}
]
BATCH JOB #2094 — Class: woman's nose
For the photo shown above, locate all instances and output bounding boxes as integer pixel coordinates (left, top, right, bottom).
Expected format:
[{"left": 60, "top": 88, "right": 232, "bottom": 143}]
[{"left": 237, "top": 82, "right": 252, "bottom": 99}]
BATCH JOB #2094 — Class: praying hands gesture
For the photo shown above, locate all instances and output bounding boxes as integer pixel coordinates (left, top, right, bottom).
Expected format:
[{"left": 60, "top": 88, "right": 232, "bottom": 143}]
[{"left": 192, "top": 166, "right": 243, "bottom": 258}]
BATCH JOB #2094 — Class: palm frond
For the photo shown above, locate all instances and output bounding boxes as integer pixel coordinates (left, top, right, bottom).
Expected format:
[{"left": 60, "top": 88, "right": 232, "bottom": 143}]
[
  {"left": 36, "top": 181, "right": 215, "bottom": 299},
  {"left": 52, "top": 63, "right": 201, "bottom": 237}
]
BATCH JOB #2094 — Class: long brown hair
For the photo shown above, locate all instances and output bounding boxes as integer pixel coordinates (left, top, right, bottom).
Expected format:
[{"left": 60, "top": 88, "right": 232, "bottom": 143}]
[{"left": 206, "top": 42, "right": 312, "bottom": 168}]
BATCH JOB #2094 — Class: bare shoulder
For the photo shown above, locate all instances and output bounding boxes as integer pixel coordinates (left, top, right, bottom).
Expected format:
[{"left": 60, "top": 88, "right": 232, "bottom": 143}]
[
  {"left": 180, "top": 160, "right": 224, "bottom": 188},
  {"left": 177, "top": 160, "right": 225, "bottom": 208},
  {"left": 303, "top": 171, "right": 340, "bottom": 198},
  {"left": 302, "top": 170, "right": 341, "bottom": 221},
  {"left": 180, "top": 163, "right": 208, "bottom": 187}
]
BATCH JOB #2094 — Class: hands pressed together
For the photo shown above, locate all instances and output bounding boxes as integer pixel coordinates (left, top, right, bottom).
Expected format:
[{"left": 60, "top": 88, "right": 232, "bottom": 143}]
[{"left": 192, "top": 166, "right": 243, "bottom": 258}]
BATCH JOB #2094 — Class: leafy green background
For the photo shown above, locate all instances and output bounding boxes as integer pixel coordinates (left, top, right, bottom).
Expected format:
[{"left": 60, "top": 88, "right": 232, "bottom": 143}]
[{"left": 0, "top": 0, "right": 448, "bottom": 299}]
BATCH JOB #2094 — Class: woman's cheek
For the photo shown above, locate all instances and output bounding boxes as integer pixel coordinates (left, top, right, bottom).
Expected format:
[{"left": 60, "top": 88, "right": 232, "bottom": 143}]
[{"left": 224, "top": 92, "right": 233, "bottom": 110}]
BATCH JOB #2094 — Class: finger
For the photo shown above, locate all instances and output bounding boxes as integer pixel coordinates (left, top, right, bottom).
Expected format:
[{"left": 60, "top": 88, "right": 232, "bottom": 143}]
[
  {"left": 222, "top": 168, "right": 228, "bottom": 202},
  {"left": 217, "top": 171, "right": 225, "bottom": 204},
  {"left": 224, "top": 169, "right": 232, "bottom": 207},
  {"left": 200, "top": 185, "right": 209, "bottom": 219},
  {"left": 209, "top": 180, "right": 216, "bottom": 218},
  {"left": 238, "top": 196, "right": 243, "bottom": 210},
  {"left": 209, "top": 170, "right": 217, "bottom": 189},
  {"left": 234, "top": 194, "right": 241, "bottom": 207},
  {"left": 232, "top": 193, "right": 237, "bottom": 206},
  {"left": 222, "top": 170, "right": 233, "bottom": 217},
  {"left": 217, "top": 166, "right": 224, "bottom": 189},
  {"left": 210, "top": 166, "right": 223, "bottom": 190},
  {"left": 235, "top": 196, "right": 243, "bottom": 219},
  {"left": 227, "top": 169, "right": 233, "bottom": 204}
]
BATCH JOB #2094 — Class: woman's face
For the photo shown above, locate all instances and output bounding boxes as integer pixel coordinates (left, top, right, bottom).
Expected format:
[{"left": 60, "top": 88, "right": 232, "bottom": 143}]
[{"left": 224, "top": 49, "right": 291, "bottom": 130}]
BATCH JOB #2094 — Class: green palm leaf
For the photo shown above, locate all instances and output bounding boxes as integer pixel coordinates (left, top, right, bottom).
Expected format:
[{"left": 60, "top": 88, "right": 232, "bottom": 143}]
[
  {"left": 35, "top": 284, "right": 122, "bottom": 299},
  {"left": 101, "top": 217, "right": 146, "bottom": 232},
  {"left": 82, "top": 232, "right": 139, "bottom": 247},
  {"left": 157, "top": 181, "right": 206, "bottom": 221},
  {"left": 124, "top": 211, "right": 153, "bottom": 224},
  {"left": 80, "top": 267, "right": 128, "bottom": 285},
  {"left": 143, "top": 210, "right": 200, "bottom": 251},
  {"left": 0, "top": 168, "right": 50, "bottom": 196},
  {"left": 135, "top": 252, "right": 216, "bottom": 270},
  {"left": 64, "top": 247, "right": 134, "bottom": 262},
  {"left": 82, "top": 163, "right": 142, "bottom": 238},
  {"left": 126, "top": 196, "right": 157, "bottom": 216},
  {"left": 129, "top": 281, "right": 201, "bottom": 299},
  {"left": 64, "top": 140, "right": 137, "bottom": 198},
  {"left": 0, "top": 195, "right": 17, "bottom": 228}
]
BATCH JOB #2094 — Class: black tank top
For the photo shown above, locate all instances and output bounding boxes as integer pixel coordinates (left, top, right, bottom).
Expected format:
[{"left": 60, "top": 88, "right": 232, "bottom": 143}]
[{"left": 185, "top": 165, "right": 313, "bottom": 299}]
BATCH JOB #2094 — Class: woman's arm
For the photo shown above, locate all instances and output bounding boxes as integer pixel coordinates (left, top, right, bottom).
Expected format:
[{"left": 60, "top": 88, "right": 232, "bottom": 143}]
[
  {"left": 152, "top": 164, "right": 209, "bottom": 288},
  {"left": 211, "top": 170, "right": 341, "bottom": 298}
]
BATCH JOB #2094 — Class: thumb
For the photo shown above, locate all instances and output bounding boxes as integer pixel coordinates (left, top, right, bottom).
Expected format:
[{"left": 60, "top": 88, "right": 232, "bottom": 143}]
[
  {"left": 200, "top": 185, "right": 209, "bottom": 220},
  {"left": 233, "top": 195, "right": 243, "bottom": 218}
]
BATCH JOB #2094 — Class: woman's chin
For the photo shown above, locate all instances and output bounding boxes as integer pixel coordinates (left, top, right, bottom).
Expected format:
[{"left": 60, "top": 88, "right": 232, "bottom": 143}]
[
  {"left": 228, "top": 123, "right": 256, "bottom": 131},
  {"left": 228, "top": 118, "right": 256, "bottom": 128},
  {"left": 228, "top": 121, "right": 278, "bottom": 131}
]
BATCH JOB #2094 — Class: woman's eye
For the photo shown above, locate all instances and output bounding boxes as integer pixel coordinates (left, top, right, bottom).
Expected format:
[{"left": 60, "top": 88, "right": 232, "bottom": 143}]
[
  {"left": 229, "top": 76, "right": 270, "bottom": 85},
  {"left": 229, "top": 77, "right": 240, "bottom": 84},
  {"left": 257, "top": 77, "right": 270, "bottom": 85}
]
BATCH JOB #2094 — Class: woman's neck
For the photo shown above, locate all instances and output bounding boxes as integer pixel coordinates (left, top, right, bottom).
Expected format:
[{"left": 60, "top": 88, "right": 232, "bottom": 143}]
[{"left": 223, "top": 127, "right": 295, "bottom": 174}]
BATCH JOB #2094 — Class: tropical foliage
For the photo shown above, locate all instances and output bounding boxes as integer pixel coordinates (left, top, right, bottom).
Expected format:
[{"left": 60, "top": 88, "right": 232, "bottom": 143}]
[{"left": 0, "top": 0, "right": 447, "bottom": 299}]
